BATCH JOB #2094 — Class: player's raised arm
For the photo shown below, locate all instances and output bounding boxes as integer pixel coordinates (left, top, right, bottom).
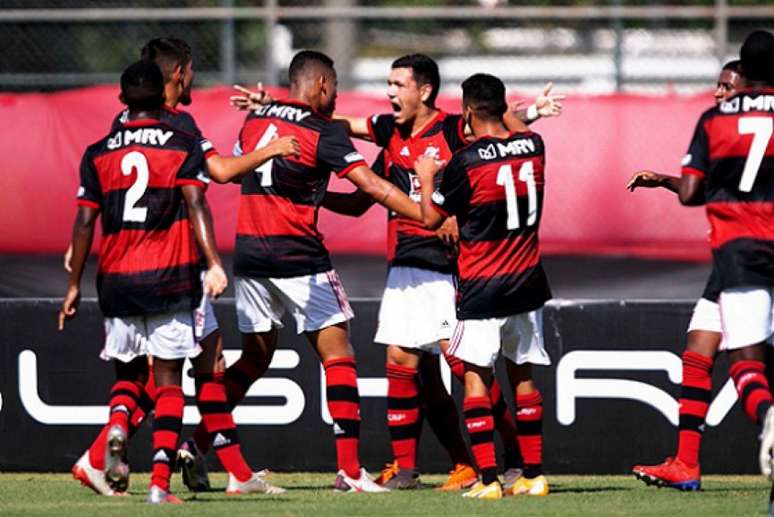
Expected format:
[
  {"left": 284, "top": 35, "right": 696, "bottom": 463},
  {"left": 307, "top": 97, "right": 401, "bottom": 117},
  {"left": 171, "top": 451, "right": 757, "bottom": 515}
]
[
  {"left": 345, "top": 165, "right": 421, "bottom": 221},
  {"left": 322, "top": 189, "right": 375, "bottom": 217},
  {"left": 414, "top": 154, "right": 447, "bottom": 230},
  {"left": 207, "top": 136, "right": 299, "bottom": 184},
  {"left": 512, "top": 82, "right": 566, "bottom": 126},
  {"left": 332, "top": 114, "right": 373, "bottom": 140},
  {"left": 626, "top": 170, "right": 682, "bottom": 193}
]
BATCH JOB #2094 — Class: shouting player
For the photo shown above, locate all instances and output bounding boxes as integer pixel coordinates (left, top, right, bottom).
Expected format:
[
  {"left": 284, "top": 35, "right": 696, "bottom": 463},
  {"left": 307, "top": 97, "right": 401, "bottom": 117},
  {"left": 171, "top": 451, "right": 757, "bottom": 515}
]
[
  {"left": 210, "top": 49, "right": 422, "bottom": 492},
  {"left": 59, "top": 60, "right": 229, "bottom": 504},
  {"left": 675, "top": 30, "right": 774, "bottom": 496},
  {"left": 628, "top": 60, "right": 744, "bottom": 491},
  {"left": 69, "top": 38, "right": 294, "bottom": 497},
  {"left": 417, "top": 73, "right": 553, "bottom": 499}
]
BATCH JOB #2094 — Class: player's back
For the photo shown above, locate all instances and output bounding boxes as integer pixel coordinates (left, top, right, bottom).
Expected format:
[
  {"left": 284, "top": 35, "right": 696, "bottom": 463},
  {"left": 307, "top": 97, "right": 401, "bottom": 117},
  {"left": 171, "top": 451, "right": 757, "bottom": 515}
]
[
  {"left": 691, "top": 88, "right": 774, "bottom": 286},
  {"left": 77, "top": 119, "right": 207, "bottom": 317},
  {"left": 234, "top": 99, "right": 365, "bottom": 278},
  {"left": 444, "top": 131, "right": 552, "bottom": 319}
]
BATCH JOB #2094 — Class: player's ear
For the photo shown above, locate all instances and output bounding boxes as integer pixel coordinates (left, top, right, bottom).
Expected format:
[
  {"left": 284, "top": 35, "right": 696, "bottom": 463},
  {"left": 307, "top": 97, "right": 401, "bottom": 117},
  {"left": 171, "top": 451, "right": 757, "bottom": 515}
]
[
  {"left": 420, "top": 83, "right": 432, "bottom": 104},
  {"left": 118, "top": 92, "right": 126, "bottom": 105}
]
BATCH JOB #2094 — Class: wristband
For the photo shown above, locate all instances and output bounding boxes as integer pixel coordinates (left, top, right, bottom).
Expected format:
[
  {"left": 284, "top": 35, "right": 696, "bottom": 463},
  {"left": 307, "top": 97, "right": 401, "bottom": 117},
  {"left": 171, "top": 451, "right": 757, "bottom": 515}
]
[{"left": 526, "top": 104, "right": 539, "bottom": 122}]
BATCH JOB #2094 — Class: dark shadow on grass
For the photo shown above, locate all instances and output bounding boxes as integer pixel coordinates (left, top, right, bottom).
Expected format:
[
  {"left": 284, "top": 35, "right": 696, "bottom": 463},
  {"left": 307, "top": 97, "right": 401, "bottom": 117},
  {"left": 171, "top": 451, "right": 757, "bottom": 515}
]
[
  {"left": 550, "top": 486, "right": 631, "bottom": 494},
  {"left": 185, "top": 495, "right": 293, "bottom": 503}
]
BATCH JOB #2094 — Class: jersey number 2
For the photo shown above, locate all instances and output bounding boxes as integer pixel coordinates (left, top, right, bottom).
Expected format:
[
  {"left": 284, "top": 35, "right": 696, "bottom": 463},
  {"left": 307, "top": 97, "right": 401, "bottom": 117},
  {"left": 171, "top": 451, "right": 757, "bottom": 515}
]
[
  {"left": 121, "top": 151, "right": 149, "bottom": 223},
  {"left": 496, "top": 162, "right": 537, "bottom": 230},
  {"left": 738, "top": 117, "right": 773, "bottom": 192},
  {"left": 254, "top": 123, "right": 278, "bottom": 187}
]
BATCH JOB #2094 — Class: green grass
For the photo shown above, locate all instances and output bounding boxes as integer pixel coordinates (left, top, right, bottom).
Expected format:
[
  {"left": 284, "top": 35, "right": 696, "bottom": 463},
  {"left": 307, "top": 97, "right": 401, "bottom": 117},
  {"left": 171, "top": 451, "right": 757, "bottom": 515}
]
[{"left": 0, "top": 473, "right": 769, "bottom": 516}]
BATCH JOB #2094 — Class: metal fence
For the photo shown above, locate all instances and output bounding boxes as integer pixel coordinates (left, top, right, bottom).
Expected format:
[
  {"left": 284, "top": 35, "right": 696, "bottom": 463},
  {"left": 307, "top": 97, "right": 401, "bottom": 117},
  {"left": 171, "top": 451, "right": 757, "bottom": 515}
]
[{"left": 1, "top": 1, "right": 773, "bottom": 93}]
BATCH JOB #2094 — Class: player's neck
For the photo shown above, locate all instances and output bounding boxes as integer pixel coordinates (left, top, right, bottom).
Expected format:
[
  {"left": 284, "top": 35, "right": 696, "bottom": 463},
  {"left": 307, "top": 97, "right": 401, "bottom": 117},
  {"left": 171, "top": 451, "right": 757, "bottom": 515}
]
[
  {"left": 472, "top": 119, "right": 509, "bottom": 140},
  {"left": 127, "top": 109, "right": 162, "bottom": 121},
  {"left": 163, "top": 83, "right": 181, "bottom": 109},
  {"left": 407, "top": 106, "right": 439, "bottom": 137}
]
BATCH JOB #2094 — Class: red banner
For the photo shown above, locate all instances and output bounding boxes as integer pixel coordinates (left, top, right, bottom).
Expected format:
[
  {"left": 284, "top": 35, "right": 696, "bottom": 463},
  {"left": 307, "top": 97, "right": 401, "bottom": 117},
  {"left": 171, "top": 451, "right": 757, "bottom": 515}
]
[{"left": 0, "top": 85, "right": 714, "bottom": 259}]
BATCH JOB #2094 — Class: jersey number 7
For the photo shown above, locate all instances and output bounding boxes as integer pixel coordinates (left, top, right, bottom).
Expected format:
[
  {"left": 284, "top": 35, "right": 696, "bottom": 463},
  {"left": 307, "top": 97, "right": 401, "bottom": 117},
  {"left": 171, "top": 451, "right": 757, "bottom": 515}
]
[{"left": 738, "top": 117, "right": 773, "bottom": 193}]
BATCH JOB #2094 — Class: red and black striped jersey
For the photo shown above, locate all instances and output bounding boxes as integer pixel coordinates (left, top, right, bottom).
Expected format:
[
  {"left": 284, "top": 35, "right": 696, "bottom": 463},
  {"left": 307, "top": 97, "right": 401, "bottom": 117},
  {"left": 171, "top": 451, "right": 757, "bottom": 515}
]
[
  {"left": 234, "top": 99, "right": 367, "bottom": 278},
  {"left": 368, "top": 111, "right": 467, "bottom": 273},
  {"left": 112, "top": 105, "right": 218, "bottom": 160},
  {"left": 432, "top": 131, "right": 551, "bottom": 320},
  {"left": 682, "top": 88, "right": 774, "bottom": 289},
  {"left": 76, "top": 118, "right": 208, "bottom": 318}
]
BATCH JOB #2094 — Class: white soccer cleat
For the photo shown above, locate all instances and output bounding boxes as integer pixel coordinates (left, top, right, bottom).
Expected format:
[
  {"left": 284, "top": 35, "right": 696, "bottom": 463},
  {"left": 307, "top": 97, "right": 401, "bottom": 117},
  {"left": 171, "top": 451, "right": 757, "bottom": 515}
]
[
  {"left": 334, "top": 468, "right": 390, "bottom": 493},
  {"left": 147, "top": 484, "right": 183, "bottom": 504},
  {"left": 71, "top": 450, "right": 122, "bottom": 496},
  {"left": 760, "top": 406, "right": 774, "bottom": 480},
  {"left": 104, "top": 425, "right": 129, "bottom": 493},
  {"left": 226, "top": 472, "right": 286, "bottom": 495}
]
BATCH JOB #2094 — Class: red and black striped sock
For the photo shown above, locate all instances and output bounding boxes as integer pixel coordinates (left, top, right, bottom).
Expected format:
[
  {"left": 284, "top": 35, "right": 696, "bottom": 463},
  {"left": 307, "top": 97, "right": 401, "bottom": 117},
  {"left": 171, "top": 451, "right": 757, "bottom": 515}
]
[
  {"left": 107, "top": 380, "right": 142, "bottom": 434},
  {"left": 489, "top": 381, "right": 521, "bottom": 466},
  {"left": 676, "top": 351, "right": 713, "bottom": 468},
  {"left": 192, "top": 358, "right": 263, "bottom": 454},
  {"left": 386, "top": 364, "right": 421, "bottom": 470},
  {"left": 196, "top": 373, "right": 252, "bottom": 482},
  {"left": 87, "top": 377, "right": 154, "bottom": 470},
  {"left": 463, "top": 396, "right": 498, "bottom": 485},
  {"left": 150, "top": 385, "right": 184, "bottom": 492},
  {"left": 730, "top": 360, "right": 774, "bottom": 426},
  {"left": 516, "top": 390, "right": 544, "bottom": 478},
  {"left": 324, "top": 357, "right": 361, "bottom": 478}
]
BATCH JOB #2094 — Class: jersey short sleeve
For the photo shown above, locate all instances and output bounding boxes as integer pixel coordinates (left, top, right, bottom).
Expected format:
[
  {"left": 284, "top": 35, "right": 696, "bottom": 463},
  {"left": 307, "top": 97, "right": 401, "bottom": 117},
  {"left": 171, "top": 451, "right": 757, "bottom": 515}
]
[
  {"left": 442, "top": 114, "right": 468, "bottom": 152},
  {"left": 431, "top": 154, "right": 471, "bottom": 218},
  {"left": 76, "top": 149, "right": 102, "bottom": 210},
  {"left": 176, "top": 139, "right": 209, "bottom": 188},
  {"left": 367, "top": 113, "right": 395, "bottom": 148},
  {"left": 681, "top": 112, "right": 711, "bottom": 179},
  {"left": 317, "top": 121, "right": 368, "bottom": 177}
]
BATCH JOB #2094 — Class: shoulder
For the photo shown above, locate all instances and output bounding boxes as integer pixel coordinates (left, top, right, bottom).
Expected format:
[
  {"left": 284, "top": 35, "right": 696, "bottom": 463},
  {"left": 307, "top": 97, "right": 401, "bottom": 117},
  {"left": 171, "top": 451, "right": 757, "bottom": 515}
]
[{"left": 163, "top": 108, "right": 201, "bottom": 137}]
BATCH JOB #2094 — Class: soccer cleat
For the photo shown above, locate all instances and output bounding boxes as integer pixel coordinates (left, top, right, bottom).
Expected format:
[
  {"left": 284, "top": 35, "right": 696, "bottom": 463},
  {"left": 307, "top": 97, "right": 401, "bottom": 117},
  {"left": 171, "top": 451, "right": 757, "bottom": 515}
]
[
  {"left": 632, "top": 457, "right": 701, "bottom": 491},
  {"left": 147, "top": 484, "right": 183, "bottom": 504},
  {"left": 462, "top": 480, "right": 503, "bottom": 499},
  {"left": 759, "top": 406, "right": 774, "bottom": 481},
  {"left": 226, "top": 472, "right": 287, "bottom": 495},
  {"left": 383, "top": 467, "right": 420, "bottom": 489},
  {"left": 71, "top": 451, "right": 122, "bottom": 496},
  {"left": 438, "top": 463, "right": 478, "bottom": 491},
  {"left": 104, "top": 425, "right": 129, "bottom": 493},
  {"left": 506, "top": 474, "right": 549, "bottom": 496},
  {"left": 177, "top": 439, "right": 211, "bottom": 492},
  {"left": 375, "top": 461, "right": 399, "bottom": 486},
  {"left": 502, "top": 467, "right": 524, "bottom": 492},
  {"left": 334, "top": 468, "right": 390, "bottom": 493}
]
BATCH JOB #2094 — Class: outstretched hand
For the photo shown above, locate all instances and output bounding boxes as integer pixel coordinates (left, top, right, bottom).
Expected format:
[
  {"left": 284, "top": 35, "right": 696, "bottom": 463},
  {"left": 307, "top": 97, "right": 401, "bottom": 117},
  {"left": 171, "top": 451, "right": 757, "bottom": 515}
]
[
  {"left": 229, "top": 82, "right": 274, "bottom": 111},
  {"left": 627, "top": 170, "right": 663, "bottom": 191},
  {"left": 535, "top": 82, "right": 565, "bottom": 118}
]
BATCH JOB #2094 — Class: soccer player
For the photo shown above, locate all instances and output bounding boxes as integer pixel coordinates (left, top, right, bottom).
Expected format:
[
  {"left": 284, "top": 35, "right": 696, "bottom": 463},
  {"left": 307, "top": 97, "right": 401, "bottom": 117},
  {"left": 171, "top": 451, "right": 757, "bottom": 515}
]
[
  {"left": 416, "top": 73, "right": 553, "bottom": 499},
  {"left": 673, "top": 30, "right": 774, "bottom": 488},
  {"left": 59, "top": 59, "right": 230, "bottom": 504},
  {"left": 628, "top": 60, "right": 744, "bottom": 491},
  {"left": 228, "top": 49, "right": 423, "bottom": 492},
  {"left": 69, "top": 38, "right": 295, "bottom": 496}
]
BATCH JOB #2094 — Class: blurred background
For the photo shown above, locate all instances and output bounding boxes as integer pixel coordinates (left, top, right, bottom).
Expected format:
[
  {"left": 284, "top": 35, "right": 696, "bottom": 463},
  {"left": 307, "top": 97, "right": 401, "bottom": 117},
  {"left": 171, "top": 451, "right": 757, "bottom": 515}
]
[{"left": 2, "top": 1, "right": 774, "bottom": 299}]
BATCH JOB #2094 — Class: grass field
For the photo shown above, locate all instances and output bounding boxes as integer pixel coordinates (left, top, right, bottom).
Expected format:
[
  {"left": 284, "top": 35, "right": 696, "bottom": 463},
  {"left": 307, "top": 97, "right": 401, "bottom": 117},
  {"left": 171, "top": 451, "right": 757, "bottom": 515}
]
[{"left": 0, "top": 473, "right": 770, "bottom": 516}]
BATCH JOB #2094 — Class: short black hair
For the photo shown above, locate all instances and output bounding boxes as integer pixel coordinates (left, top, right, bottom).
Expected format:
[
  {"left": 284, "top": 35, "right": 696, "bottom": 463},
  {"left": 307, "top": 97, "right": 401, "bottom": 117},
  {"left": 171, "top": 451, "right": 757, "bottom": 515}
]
[
  {"left": 721, "top": 59, "right": 742, "bottom": 75},
  {"left": 120, "top": 59, "right": 165, "bottom": 111},
  {"left": 461, "top": 73, "right": 507, "bottom": 121},
  {"left": 140, "top": 37, "right": 192, "bottom": 82},
  {"left": 288, "top": 50, "right": 335, "bottom": 85},
  {"left": 392, "top": 54, "right": 440, "bottom": 107},
  {"left": 740, "top": 30, "right": 774, "bottom": 84}
]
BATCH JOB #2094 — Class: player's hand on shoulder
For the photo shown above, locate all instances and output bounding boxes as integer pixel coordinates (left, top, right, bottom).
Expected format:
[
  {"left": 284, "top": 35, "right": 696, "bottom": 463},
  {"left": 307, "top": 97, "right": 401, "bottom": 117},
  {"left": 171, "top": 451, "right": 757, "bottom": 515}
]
[
  {"left": 414, "top": 155, "right": 446, "bottom": 181},
  {"left": 267, "top": 135, "right": 301, "bottom": 159},
  {"left": 535, "top": 82, "right": 566, "bottom": 118},
  {"left": 58, "top": 285, "right": 81, "bottom": 330},
  {"left": 627, "top": 170, "right": 663, "bottom": 191},
  {"left": 230, "top": 82, "right": 274, "bottom": 111},
  {"left": 203, "top": 264, "right": 228, "bottom": 299}
]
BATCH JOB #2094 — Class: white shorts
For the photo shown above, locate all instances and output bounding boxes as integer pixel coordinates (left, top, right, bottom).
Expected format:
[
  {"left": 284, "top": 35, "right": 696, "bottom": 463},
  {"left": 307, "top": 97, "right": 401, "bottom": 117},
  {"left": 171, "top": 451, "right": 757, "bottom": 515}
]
[
  {"left": 235, "top": 271, "right": 354, "bottom": 334},
  {"left": 101, "top": 310, "right": 202, "bottom": 363},
  {"left": 373, "top": 267, "right": 456, "bottom": 352},
  {"left": 193, "top": 294, "right": 219, "bottom": 341},
  {"left": 719, "top": 287, "right": 774, "bottom": 350},
  {"left": 448, "top": 308, "right": 550, "bottom": 368}
]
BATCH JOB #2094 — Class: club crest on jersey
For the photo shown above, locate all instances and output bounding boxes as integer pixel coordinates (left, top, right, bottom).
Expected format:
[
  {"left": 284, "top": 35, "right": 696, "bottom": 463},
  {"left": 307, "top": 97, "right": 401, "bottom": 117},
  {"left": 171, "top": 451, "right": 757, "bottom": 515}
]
[
  {"left": 107, "top": 128, "right": 173, "bottom": 150},
  {"left": 424, "top": 146, "right": 440, "bottom": 159}
]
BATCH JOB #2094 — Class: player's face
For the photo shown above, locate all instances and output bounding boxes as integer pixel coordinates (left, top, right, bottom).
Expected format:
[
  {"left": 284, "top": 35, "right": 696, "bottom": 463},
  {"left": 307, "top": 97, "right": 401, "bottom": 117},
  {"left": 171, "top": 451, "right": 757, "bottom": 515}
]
[
  {"left": 318, "top": 70, "right": 338, "bottom": 117},
  {"left": 714, "top": 69, "right": 742, "bottom": 105},
  {"left": 387, "top": 67, "right": 426, "bottom": 126},
  {"left": 178, "top": 61, "right": 194, "bottom": 106}
]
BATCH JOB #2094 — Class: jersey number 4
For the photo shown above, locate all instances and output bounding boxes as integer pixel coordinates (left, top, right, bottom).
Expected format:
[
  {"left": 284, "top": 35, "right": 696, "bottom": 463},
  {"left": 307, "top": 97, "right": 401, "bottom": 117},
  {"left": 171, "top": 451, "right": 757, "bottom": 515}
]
[
  {"left": 121, "top": 151, "right": 149, "bottom": 223},
  {"left": 738, "top": 117, "right": 773, "bottom": 192},
  {"left": 254, "top": 123, "right": 279, "bottom": 187},
  {"left": 497, "top": 161, "right": 537, "bottom": 230}
]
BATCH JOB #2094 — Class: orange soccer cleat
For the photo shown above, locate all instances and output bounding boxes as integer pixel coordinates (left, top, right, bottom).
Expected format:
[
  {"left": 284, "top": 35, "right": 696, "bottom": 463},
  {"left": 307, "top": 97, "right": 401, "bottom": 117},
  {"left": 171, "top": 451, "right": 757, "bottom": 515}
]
[{"left": 438, "top": 463, "right": 478, "bottom": 491}]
